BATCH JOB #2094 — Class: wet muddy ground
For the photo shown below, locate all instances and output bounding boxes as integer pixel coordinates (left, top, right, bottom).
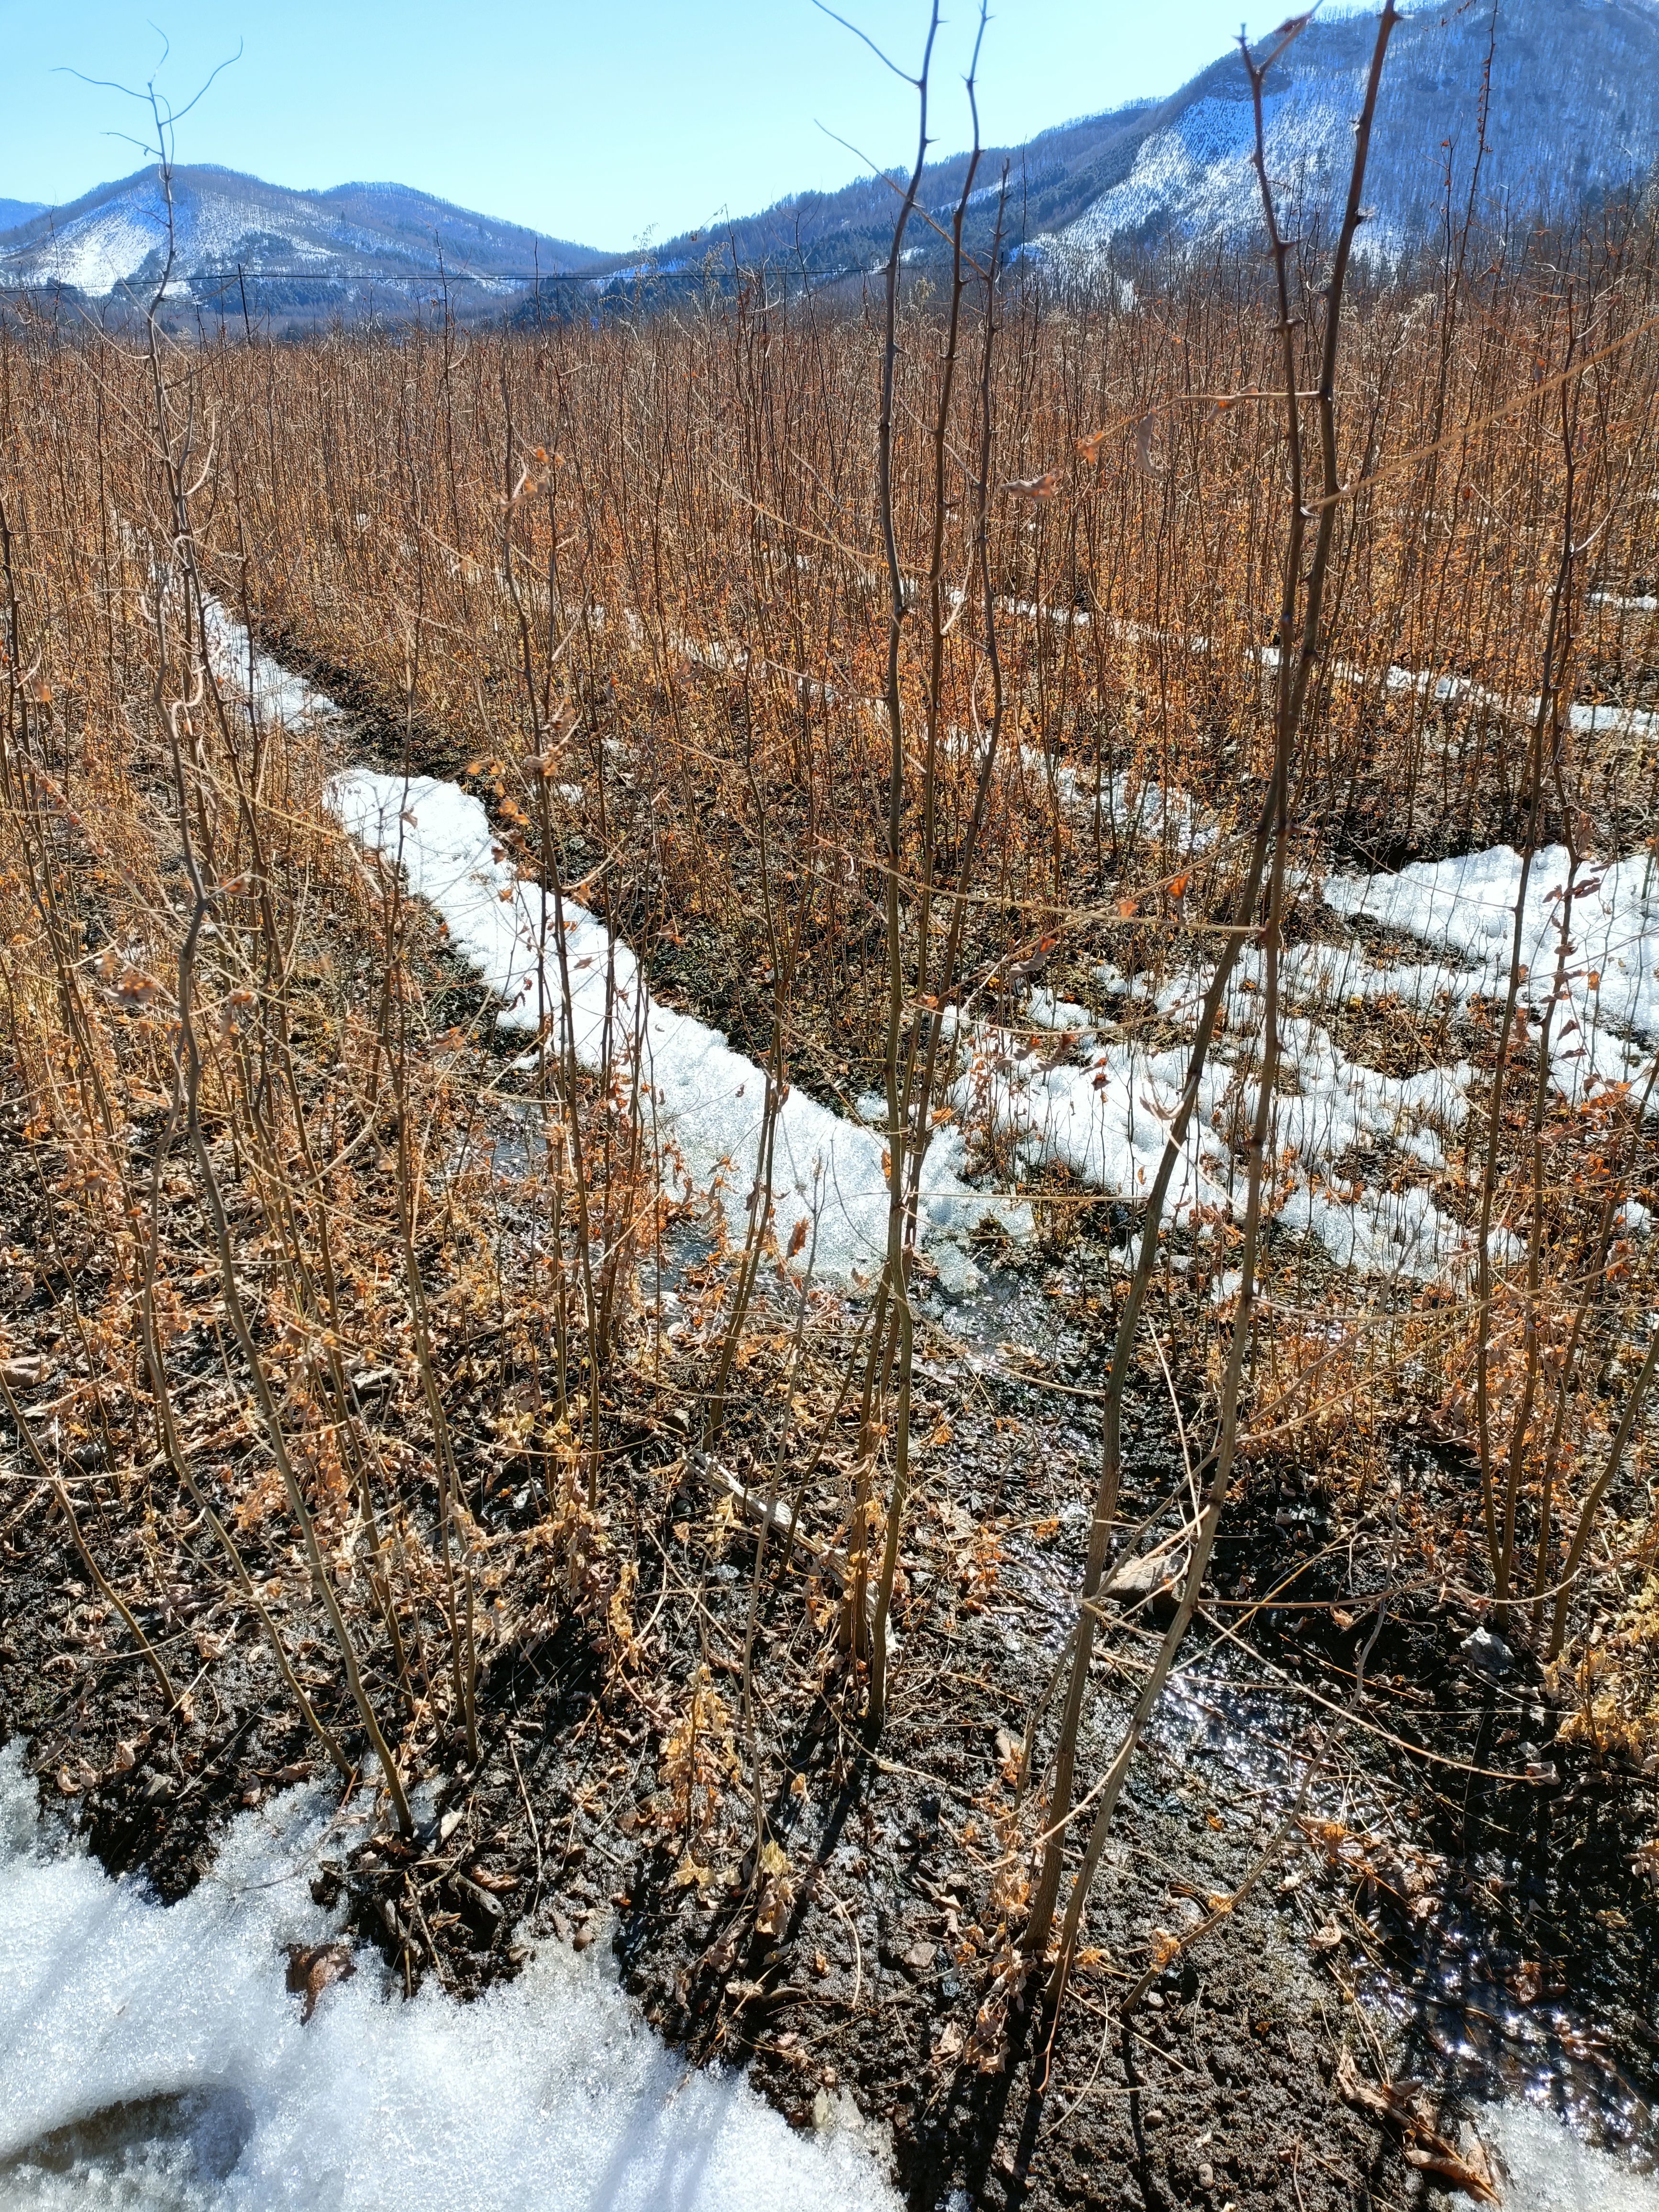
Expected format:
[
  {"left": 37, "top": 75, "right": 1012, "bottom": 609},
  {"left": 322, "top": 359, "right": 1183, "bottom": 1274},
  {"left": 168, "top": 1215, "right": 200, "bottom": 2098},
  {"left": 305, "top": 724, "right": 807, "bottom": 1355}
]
[
  {"left": 4, "top": 1206, "right": 1656, "bottom": 2210},
  {"left": 5, "top": 618, "right": 1658, "bottom": 2203}
]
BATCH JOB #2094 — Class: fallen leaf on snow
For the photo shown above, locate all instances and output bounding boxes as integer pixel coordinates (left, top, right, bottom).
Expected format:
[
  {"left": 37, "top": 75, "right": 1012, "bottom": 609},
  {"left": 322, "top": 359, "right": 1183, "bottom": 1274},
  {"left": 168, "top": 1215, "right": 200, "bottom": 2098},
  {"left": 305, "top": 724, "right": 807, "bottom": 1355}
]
[{"left": 284, "top": 1942, "right": 356, "bottom": 2023}]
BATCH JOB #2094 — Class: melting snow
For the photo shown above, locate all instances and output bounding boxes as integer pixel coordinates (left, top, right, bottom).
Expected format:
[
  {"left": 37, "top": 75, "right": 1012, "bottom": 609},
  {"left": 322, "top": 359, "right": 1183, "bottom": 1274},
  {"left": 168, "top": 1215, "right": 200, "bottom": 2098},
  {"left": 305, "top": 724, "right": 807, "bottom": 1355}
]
[
  {"left": 0, "top": 1749, "right": 1646, "bottom": 2208},
  {"left": 951, "top": 970, "right": 1476, "bottom": 1284},
  {"left": 204, "top": 606, "right": 1659, "bottom": 1294},
  {"left": 327, "top": 770, "right": 1027, "bottom": 1289},
  {"left": 954, "top": 830, "right": 1659, "bottom": 1287},
  {"left": 1325, "top": 844, "right": 1659, "bottom": 1105},
  {"left": 1478, "top": 2100, "right": 1659, "bottom": 2212},
  {"left": 196, "top": 604, "right": 1021, "bottom": 1290},
  {"left": 203, "top": 603, "right": 338, "bottom": 735},
  {"left": 0, "top": 1744, "right": 898, "bottom": 2210}
]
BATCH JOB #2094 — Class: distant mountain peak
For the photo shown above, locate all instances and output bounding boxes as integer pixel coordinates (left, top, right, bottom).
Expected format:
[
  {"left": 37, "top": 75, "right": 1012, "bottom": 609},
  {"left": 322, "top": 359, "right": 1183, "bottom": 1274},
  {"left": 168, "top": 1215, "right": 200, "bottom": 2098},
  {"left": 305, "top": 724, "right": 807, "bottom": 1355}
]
[
  {"left": 5, "top": 0, "right": 1655, "bottom": 324},
  {"left": 1050, "top": 0, "right": 1659, "bottom": 261},
  {"left": 0, "top": 164, "right": 610, "bottom": 321}
]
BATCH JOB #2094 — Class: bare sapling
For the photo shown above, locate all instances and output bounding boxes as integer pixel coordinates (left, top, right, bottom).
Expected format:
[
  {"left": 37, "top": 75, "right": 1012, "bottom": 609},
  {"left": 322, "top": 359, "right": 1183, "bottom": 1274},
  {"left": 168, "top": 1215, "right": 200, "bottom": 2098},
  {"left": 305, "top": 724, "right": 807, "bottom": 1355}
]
[
  {"left": 866, "top": 3, "right": 1001, "bottom": 1736},
  {"left": 1021, "top": 1, "right": 1401, "bottom": 1977},
  {"left": 828, "top": 0, "right": 941, "bottom": 1676},
  {"left": 139, "top": 67, "right": 414, "bottom": 1828}
]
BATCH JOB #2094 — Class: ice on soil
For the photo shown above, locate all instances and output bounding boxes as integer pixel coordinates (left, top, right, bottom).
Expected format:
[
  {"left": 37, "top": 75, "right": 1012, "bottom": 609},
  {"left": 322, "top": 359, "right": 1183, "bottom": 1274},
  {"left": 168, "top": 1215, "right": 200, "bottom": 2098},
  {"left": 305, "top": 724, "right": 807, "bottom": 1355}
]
[
  {"left": 1479, "top": 2100, "right": 1659, "bottom": 2212},
  {"left": 0, "top": 1742, "right": 898, "bottom": 2212}
]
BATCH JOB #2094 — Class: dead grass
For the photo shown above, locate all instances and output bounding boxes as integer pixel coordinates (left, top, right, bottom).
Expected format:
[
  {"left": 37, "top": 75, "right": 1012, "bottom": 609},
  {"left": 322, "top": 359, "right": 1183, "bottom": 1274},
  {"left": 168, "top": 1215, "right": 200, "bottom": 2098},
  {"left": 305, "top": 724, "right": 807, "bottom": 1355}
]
[{"left": 2, "top": 157, "right": 1659, "bottom": 2065}]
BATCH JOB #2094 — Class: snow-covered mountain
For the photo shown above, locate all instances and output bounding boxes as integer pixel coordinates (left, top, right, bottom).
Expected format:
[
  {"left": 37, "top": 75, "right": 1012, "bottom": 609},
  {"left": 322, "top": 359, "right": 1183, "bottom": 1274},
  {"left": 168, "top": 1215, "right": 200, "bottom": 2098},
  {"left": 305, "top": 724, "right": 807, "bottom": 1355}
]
[
  {"left": 4, "top": 0, "right": 1655, "bottom": 322},
  {"left": 547, "top": 0, "right": 1659, "bottom": 305},
  {"left": 0, "top": 166, "right": 608, "bottom": 319},
  {"left": 1053, "top": 0, "right": 1659, "bottom": 262}
]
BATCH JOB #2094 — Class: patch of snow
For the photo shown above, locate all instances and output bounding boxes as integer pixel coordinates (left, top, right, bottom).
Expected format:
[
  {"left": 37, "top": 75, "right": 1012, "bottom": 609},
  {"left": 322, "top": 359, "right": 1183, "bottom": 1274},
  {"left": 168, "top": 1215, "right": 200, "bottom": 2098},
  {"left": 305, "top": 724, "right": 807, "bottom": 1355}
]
[
  {"left": 1090, "top": 961, "right": 1131, "bottom": 997},
  {"left": 1064, "top": 93, "right": 1298, "bottom": 252},
  {"left": 951, "top": 963, "right": 1477, "bottom": 1282},
  {"left": 203, "top": 601, "right": 339, "bottom": 733},
  {"left": 1478, "top": 2099, "right": 1659, "bottom": 2212},
  {"left": 327, "top": 770, "right": 1028, "bottom": 1285},
  {"left": 929, "top": 1238, "right": 984, "bottom": 1295},
  {"left": 1367, "top": 656, "right": 1659, "bottom": 746},
  {"left": 0, "top": 1742, "right": 899, "bottom": 2211},
  {"left": 1324, "top": 844, "right": 1659, "bottom": 1107},
  {"left": 199, "top": 604, "right": 1022, "bottom": 1286},
  {"left": 1026, "top": 988, "right": 1095, "bottom": 1040},
  {"left": 1251, "top": 637, "right": 1659, "bottom": 749},
  {"left": 31, "top": 205, "right": 166, "bottom": 296}
]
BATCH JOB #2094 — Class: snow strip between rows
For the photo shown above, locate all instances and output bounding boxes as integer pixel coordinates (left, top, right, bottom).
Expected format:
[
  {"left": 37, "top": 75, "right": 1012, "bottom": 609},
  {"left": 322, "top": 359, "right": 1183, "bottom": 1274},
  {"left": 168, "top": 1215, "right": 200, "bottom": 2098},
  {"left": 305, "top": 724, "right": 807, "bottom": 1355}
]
[
  {"left": 201, "top": 601, "right": 1024, "bottom": 1289},
  {"left": 209, "top": 607, "right": 1658, "bottom": 1292},
  {"left": 326, "top": 768, "right": 1028, "bottom": 1290}
]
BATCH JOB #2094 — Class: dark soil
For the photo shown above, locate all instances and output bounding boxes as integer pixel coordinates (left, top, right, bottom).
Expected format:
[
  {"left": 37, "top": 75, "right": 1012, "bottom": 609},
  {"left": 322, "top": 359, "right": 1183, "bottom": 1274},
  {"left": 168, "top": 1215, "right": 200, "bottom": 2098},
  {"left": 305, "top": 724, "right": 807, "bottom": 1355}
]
[
  {"left": 7, "top": 1213, "right": 1658, "bottom": 2211},
  {"left": 5, "top": 622, "right": 1656, "bottom": 2204}
]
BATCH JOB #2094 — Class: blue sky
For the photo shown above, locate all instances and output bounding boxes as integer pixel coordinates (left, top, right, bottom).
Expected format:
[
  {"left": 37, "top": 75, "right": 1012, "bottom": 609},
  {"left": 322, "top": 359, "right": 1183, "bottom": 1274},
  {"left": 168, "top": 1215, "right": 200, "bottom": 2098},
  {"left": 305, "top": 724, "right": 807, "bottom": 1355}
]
[{"left": 2, "top": 2, "right": 1264, "bottom": 249}]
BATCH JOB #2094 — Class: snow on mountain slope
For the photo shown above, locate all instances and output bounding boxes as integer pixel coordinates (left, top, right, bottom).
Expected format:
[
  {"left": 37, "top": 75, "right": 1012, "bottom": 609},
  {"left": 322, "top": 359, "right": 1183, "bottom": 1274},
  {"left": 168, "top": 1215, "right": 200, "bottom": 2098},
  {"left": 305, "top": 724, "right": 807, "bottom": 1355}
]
[
  {"left": 35, "top": 204, "right": 166, "bottom": 299},
  {"left": 8, "top": 0, "right": 1655, "bottom": 315},
  {"left": 0, "top": 164, "right": 608, "bottom": 308},
  {"left": 1058, "top": 0, "right": 1659, "bottom": 260}
]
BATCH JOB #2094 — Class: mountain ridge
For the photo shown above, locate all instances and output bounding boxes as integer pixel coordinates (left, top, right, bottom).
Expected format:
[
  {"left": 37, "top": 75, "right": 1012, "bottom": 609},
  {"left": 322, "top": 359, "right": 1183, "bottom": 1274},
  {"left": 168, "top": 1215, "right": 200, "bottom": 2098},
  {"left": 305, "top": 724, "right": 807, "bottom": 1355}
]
[
  {"left": 643, "top": 0, "right": 1659, "bottom": 287},
  {"left": 5, "top": 0, "right": 1658, "bottom": 323},
  {"left": 1051, "top": 0, "right": 1659, "bottom": 265},
  {"left": 0, "top": 163, "right": 608, "bottom": 321}
]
